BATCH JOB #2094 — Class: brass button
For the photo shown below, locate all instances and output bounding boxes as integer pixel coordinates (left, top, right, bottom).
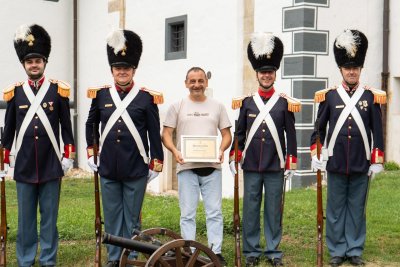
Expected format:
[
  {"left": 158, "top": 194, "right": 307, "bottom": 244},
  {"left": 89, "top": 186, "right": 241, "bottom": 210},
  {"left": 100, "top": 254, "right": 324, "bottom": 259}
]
[
  {"left": 263, "top": 120, "right": 266, "bottom": 124},
  {"left": 35, "top": 126, "right": 38, "bottom": 129},
  {"left": 262, "top": 138, "right": 265, "bottom": 142},
  {"left": 118, "top": 120, "right": 122, "bottom": 123},
  {"left": 117, "top": 139, "right": 120, "bottom": 143},
  {"left": 35, "top": 136, "right": 38, "bottom": 140},
  {"left": 348, "top": 136, "right": 352, "bottom": 139},
  {"left": 262, "top": 129, "right": 266, "bottom": 132},
  {"left": 117, "top": 130, "right": 121, "bottom": 133},
  {"left": 348, "top": 116, "right": 352, "bottom": 120},
  {"left": 349, "top": 126, "right": 352, "bottom": 129},
  {"left": 35, "top": 116, "right": 38, "bottom": 119}
]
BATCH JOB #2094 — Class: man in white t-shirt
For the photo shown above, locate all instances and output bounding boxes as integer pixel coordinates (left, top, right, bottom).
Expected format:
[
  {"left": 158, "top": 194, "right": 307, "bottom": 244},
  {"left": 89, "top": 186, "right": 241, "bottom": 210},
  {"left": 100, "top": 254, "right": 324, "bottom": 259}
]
[{"left": 162, "top": 67, "right": 232, "bottom": 266}]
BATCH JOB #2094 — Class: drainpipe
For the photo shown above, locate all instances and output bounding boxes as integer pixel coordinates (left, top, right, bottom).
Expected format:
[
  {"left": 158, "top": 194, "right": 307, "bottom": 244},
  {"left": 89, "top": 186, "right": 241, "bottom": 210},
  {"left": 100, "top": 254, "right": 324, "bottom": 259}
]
[
  {"left": 72, "top": 0, "right": 78, "bottom": 167},
  {"left": 381, "top": 0, "right": 389, "bottom": 154}
]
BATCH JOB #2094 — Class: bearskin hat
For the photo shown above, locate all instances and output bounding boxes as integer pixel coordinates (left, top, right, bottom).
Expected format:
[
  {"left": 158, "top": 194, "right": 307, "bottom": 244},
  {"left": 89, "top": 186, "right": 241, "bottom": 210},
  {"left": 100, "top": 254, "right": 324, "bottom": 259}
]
[
  {"left": 247, "top": 32, "right": 284, "bottom": 71},
  {"left": 334, "top": 29, "right": 368, "bottom": 68},
  {"left": 107, "top": 29, "right": 142, "bottom": 68},
  {"left": 14, "top": 24, "right": 51, "bottom": 62}
]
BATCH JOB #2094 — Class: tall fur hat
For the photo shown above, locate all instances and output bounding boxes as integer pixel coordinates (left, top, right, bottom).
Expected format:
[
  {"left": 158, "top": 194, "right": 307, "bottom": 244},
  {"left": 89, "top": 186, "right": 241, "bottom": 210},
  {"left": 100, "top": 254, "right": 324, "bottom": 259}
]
[
  {"left": 334, "top": 29, "right": 368, "bottom": 68},
  {"left": 14, "top": 24, "right": 51, "bottom": 62},
  {"left": 107, "top": 29, "right": 142, "bottom": 68},
  {"left": 247, "top": 32, "right": 284, "bottom": 71}
]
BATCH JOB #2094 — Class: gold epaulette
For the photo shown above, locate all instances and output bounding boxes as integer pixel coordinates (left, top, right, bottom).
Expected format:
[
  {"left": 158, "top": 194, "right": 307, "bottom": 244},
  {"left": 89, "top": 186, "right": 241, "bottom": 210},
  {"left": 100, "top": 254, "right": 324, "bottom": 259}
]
[
  {"left": 50, "top": 79, "right": 71, "bottom": 98},
  {"left": 279, "top": 93, "right": 302, "bottom": 113},
  {"left": 231, "top": 93, "right": 254, "bottom": 110},
  {"left": 141, "top": 87, "right": 164, "bottom": 104},
  {"left": 314, "top": 86, "right": 338, "bottom": 103},
  {"left": 87, "top": 85, "right": 111, "bottom": 99},
  {"left": 364, "top": 86, "right": 387, "bottom": 104},
  {"left": 3, "top": 81, "right": 23, "bottom": 102}
]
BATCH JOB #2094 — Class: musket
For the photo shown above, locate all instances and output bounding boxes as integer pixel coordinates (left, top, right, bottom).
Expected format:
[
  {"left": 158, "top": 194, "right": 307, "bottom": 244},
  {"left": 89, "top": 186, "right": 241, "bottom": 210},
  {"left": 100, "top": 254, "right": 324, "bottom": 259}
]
[
  {"left": 233, "top": 120, "right": 242, "bottom": 267},
  {"left": 315, "top": 119, "right": 324, "bottom": 267},
  {"left": 93, "top": 124, "right": 102, "bottom": 267},
  {"left": 0, "top": 127, "right": 7, "bottom": 267}
]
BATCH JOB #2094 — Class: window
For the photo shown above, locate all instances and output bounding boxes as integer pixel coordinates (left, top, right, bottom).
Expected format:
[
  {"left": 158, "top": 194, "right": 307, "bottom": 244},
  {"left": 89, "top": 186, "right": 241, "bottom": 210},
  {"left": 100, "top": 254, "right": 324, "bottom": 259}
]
[{"left": 165, "top": 15, "right": 187, "bottom": 60}]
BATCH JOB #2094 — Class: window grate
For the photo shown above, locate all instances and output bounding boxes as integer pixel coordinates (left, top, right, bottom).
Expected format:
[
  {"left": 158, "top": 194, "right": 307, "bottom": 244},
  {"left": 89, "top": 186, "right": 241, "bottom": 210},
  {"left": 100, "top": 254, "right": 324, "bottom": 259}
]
[{"left": 170, "top": 24, "right": 185, "bottom": 52}]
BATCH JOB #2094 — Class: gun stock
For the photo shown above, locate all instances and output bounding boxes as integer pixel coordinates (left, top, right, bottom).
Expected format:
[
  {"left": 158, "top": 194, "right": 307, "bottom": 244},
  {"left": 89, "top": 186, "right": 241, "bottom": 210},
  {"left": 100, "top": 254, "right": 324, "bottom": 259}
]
[
  {"left": 315, "top": 120, "right": 323, "bottom": 267},
  {"left": 0, "top": 127, "right": 7, "bottom": 267},
  {"left": 233, "top": 120, "right": 242, "bottom": 267},
  {"left": 93, "top": 124, "right": 102, "bottom": 267}
]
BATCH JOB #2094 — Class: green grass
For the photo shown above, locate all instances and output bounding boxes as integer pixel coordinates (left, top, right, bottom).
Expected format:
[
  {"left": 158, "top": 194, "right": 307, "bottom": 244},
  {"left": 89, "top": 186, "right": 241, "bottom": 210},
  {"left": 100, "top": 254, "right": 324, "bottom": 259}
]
[{"left": 2, "top": 171, "right": 400, "bottom": 266}]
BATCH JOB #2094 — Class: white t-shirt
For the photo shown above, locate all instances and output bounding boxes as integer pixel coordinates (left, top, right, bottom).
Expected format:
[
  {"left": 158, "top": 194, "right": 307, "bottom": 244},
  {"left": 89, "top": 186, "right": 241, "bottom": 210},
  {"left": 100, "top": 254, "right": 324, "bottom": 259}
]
[{"left": 164, "top": 96, "right": 232, "bottom": 173}]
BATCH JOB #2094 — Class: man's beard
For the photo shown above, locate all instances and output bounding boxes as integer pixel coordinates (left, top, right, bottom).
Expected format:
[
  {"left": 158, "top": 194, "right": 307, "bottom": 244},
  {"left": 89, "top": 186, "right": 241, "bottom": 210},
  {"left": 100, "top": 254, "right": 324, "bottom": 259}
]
[
  {"left": 26, "top": 69, "right": 44, "bottom": 80},
  {"left": 259, "top": 80, "right": 274, "bottom": 90},
  {"left": 29, "top": 73, "right": 43, "bottom": 80}
]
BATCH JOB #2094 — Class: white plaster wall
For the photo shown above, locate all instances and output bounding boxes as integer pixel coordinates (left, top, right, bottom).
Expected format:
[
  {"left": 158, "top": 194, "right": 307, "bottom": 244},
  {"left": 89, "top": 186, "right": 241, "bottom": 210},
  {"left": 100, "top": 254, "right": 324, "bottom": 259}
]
[{"left": 386, "top": 0, "right": 400, "bottom": 163}]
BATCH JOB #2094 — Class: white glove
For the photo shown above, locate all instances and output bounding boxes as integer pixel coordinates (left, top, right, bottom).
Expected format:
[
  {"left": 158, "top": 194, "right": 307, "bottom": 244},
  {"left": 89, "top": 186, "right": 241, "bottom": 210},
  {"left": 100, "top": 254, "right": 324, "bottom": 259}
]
[
  {"left": 311, "top": 154, "right": 325, "bottom": 171},
  {"left": 368, "top": 163, "right": 383, "bottom": 176},
  {"left": 284, "top": 169, "right": 296, "bottom": 179},
  {"left": 0, "top": 169, "right": 7, "bottom": 178},
  {"left": 147, "top": 170, "right": 159, "bottom": 183},
  {"left": 87, "top": 156, "right": 99, "bottom": 172},
  {"left": 229, "top": 161, "right": 237, "bottom": 176},
  {"left": 9, "top": 153, "right": 15, "bottom": 168},
  {"left": 61, "top": 158, "right": 74, "bottom": 174}
]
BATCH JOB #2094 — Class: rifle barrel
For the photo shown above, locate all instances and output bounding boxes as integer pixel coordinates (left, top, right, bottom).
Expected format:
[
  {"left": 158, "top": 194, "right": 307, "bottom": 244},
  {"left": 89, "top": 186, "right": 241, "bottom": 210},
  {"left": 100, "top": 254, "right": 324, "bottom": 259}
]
[
  {"left": 315, "top": 120, "right": 324, "bottom": 267},
  {"left": 92, "top": 124, "right": 102, "bottom": 267},
  {"left": 233, "top": 120, "right": 242, "bottom": 267},
  {"left": 0, "top": 127, "right": 7, "bottom": 267}
]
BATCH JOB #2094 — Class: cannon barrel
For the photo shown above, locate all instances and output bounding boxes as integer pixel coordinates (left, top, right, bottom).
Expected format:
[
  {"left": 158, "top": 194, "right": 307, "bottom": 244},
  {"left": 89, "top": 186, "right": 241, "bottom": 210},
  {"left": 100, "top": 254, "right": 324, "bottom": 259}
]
[{"left": 102, "top": 233, "right": 159, "bottom": 254}]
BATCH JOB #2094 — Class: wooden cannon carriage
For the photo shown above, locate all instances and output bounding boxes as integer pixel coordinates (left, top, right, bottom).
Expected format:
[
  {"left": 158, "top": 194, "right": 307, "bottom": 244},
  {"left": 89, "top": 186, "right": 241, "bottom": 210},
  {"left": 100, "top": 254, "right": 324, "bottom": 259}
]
[{"left": 102, "top": 227, "right": 221, "bottom": 267}]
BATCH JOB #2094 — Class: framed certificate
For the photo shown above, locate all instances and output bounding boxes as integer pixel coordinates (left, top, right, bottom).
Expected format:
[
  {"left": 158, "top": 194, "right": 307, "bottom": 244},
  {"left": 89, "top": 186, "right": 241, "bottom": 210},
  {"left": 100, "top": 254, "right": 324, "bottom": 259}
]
[{"left": 181, "top": 135, "right": 219, "bottom": 163}]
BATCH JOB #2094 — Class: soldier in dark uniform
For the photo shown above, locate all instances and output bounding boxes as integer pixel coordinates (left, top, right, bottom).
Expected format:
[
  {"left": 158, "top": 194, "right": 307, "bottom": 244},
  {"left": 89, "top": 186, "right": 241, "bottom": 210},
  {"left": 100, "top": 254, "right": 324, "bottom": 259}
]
[
  {"left": 229, "top": 32, "right": 300, "bottom": 267},
  {"left": 310, "top": 30, "right": 386, "bottom": 267},
  {"left": 85, "top": 29, "right": 164, "bottom": 267},
  {"left": 1, "top": 24, "right": 75, "bottom": 267}
]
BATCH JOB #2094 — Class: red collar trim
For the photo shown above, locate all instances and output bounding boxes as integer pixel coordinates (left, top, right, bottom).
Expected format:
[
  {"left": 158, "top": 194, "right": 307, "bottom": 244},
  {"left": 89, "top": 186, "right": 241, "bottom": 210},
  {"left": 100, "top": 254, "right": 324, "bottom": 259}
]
[
  {"left": 28, "top": 76, "right": 45, "bottom": 89},
  {"left": 342, "top": 81, "right": 359, "bottom": 92},
  {"left": 258, "top": 87, "right": 275, "bottom": 98},
  {"left": 115, "top": 81, "right": 134, "bottom": 93}
]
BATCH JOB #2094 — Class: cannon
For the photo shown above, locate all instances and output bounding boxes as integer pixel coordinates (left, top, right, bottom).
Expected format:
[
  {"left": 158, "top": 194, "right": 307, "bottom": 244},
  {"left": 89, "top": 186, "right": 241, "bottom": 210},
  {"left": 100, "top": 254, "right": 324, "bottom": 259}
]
[{"left": 102, "top": 228, "right": 221, "bottom": 267}]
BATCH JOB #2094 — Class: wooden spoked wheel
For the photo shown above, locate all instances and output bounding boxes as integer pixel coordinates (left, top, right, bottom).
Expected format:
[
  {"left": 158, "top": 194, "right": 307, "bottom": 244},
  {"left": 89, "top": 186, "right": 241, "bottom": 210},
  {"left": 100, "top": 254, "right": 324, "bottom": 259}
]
[
  {"left": 145, "top": 239, "right": 221, "bottom": 267},
  {"left": 119, "top": 228, "right": 184, "bottom": 267}
]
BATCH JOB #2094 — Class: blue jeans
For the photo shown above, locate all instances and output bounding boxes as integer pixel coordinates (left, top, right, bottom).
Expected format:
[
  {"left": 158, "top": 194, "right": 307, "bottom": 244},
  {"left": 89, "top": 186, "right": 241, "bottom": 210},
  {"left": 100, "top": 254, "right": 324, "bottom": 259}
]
[
  {"left": 16, "top": 179, "right": 61, "bottom": 267},
  {"left": 242, "top": 171, "right": 284, "bottom": 260},
  {"left": 326, "top": 172, "right": 369, "bottom": 257},
  {"left": 178, "top": 169, "right": 223, "bottom": 254},
  {"left": 100, "top": 176, "right": 147, "bottom": 261}
]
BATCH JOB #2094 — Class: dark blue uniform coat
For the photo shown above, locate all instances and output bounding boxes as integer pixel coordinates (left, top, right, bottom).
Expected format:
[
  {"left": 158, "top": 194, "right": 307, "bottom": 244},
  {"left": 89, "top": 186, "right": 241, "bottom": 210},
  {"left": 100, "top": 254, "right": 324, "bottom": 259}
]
[
  {"left": 310, "top": 89, "right": 384, "bottom": 175},
  {"left": 3, "top": 81, "right": 74, "bottom": 183},
  {"left": 234, "top": 95, "right": 297, "bottom": 172},
  {"left": 85, "top": 87, "right": 163, "bottom": 180}
]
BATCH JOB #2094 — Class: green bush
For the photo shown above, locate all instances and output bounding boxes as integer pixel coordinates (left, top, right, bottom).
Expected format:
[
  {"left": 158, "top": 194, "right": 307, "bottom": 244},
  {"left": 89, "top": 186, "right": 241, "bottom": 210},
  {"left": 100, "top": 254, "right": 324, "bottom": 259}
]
[{"left": 384, "top": 161, "right": 400, "bottom": 171}]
